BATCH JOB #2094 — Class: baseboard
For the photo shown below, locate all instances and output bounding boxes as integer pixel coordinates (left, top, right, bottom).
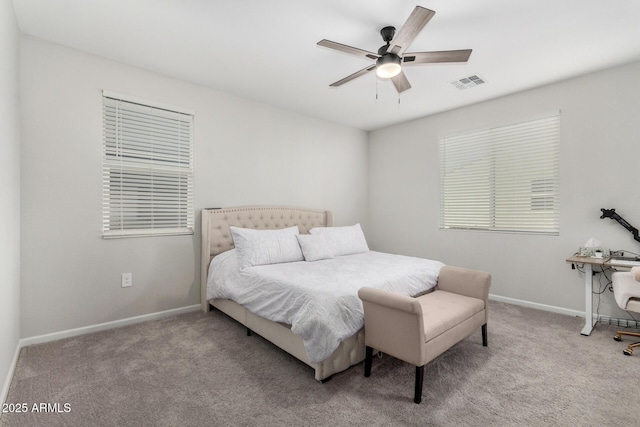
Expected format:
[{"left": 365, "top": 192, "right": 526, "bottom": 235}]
[
  {"left": 489, "top": 294, "right": 585, "bottom": 318},
  {"left": 13, "top": 297, "right": 585, "bottom": 349},
  {"left": 20, "top": 304, "right": 200, "bottom": 348},
  {"left": 1, "top": 342, "right": 21, "bottom": 407}
]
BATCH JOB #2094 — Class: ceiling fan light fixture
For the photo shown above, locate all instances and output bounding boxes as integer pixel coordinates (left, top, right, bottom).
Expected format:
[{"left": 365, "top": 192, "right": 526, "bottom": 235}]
[{"left": 376, "top": 54, "right": 401, "bottom": 79}]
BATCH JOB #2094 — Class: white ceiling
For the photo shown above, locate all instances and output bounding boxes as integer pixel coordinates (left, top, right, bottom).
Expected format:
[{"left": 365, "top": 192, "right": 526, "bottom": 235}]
[{"left": 12, "top": 0, "right": 640, "bottom": 131}]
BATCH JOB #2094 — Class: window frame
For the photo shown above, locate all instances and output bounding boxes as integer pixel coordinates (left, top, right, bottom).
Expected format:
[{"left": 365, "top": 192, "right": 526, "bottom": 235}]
[
  {"left": 101, "top": 91, "right": 195, "bottom": 239},
  {"left": 439, "top": 112, "right": 560, "bottom": 235}
]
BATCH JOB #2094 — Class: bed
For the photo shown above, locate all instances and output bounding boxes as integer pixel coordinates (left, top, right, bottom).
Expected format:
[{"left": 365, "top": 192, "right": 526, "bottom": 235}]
[{"left": 200, "top": 206, "right": 443, "bottom": 381}]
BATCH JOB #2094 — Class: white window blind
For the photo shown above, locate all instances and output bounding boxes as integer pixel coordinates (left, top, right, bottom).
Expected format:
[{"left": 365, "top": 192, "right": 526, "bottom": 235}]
[
  {"left": 102, "top": 92, "right": 194, "bottom": 238},
  {"left": 439, "top": 113, "right": 560, "bottom": 235}
]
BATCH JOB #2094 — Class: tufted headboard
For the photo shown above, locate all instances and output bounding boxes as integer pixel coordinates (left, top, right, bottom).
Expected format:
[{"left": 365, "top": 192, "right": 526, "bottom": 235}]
[{"left": 200, "top": 206, "right": 333, "bottom": 311}]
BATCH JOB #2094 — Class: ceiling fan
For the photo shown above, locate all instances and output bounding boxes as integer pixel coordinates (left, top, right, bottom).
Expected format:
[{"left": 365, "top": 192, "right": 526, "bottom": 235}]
[{"left": 317, "top": 6, "right": 472, "bottom": 93}]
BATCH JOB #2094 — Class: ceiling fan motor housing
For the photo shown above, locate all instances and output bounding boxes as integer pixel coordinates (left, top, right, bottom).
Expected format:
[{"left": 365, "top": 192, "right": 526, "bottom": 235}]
[
  {"left": 378, "top": 26, "right": 397, "bottom": 56},
  {"left": 380, "top": 26, "right": 396, "bottom": 43},
  {"left": 377, "top": 26, "right": 400, "bottom": 78}
]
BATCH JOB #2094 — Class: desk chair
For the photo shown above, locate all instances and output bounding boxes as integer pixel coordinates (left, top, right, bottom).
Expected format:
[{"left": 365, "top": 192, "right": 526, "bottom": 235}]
[{"left": 612, "top": 267, "right": 640, "bottom": 356}]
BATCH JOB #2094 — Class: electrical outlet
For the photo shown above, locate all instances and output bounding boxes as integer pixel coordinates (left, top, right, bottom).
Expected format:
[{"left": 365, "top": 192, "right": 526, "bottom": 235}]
[{"left": 121, "top": 273, "right": 132, "bottom": 288}]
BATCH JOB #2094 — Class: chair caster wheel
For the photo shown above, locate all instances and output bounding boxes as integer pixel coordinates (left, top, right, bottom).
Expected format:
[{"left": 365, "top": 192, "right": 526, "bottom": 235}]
[
  {"left": 614, "top": 335, "right": 622, "bottom": 342},
  {"left": 623, "top": 348, "right": 633, "bottom": 356}
]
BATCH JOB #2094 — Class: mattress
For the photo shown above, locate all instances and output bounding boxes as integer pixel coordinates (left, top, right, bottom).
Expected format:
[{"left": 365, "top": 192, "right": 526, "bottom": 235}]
[{"left": 207, "top": 250, "right": 443, "bottom": 363}]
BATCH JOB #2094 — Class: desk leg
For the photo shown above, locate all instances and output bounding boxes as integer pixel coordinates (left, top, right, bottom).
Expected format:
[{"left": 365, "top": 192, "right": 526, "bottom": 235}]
[{"left": 580, "top": 263, "right": 595, "bottom": 336}]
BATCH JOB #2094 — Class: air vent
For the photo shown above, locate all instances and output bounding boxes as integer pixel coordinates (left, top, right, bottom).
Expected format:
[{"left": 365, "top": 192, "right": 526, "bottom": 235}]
[{"left": 451, "top": 74, "right": 486, "bottom": 90}]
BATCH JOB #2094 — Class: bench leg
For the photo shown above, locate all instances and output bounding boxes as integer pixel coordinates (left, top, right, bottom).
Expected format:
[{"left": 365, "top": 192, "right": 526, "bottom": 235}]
[
  {"left": 482, "top": 324, "right": 488, "bottom": 346},
  {"left": 414, "top": 365, "right": 424, "bottom": 404},
  {"left": 364, "top": 346, "right": 373, "bottom": 377}
]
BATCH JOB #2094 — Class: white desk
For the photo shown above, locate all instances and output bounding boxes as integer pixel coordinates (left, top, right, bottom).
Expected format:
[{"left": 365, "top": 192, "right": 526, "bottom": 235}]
[{"left": 566, "top": 255, "right": 636, "bottom": 335}]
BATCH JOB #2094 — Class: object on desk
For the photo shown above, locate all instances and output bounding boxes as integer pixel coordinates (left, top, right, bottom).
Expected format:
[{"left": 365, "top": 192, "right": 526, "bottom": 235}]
[
  {"left": 582, "top": 237, "right": 601, "bottom": 256},
  {"left": 612, "top": 267, "right": 640, "bottom": 356},
  {"left": 600, "top": 208, "right": 640, "bottom": 243},
  {"left": 579, "top": 247, "right": 591, "bottom": 256},
  {"left": 579, "top": 238, "right": 608, "bottom": 257}
]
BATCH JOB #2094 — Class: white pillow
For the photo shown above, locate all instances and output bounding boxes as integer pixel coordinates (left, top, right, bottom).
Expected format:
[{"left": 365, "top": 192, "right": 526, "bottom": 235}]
[
  {"left": 296, "top": 234, "right": 335, "bottom": 262},
  {"left": 230, "top": 226, "right": 303, "bottom": 269},
  {"left": 309, "top": 223, "right": 369, "bottom": 256}
]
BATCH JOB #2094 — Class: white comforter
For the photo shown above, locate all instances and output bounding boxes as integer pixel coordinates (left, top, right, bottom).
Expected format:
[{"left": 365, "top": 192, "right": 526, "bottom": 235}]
[{"left": 207, "top": 250, "right": 443, "bottom": 363}]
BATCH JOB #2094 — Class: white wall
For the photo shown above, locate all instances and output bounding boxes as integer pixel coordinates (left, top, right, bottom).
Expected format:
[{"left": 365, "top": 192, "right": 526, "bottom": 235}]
[
  {"left": 369, "top": 60, "right": 640, "bottom": 318},
  {"left": 20, "top": 36, "right": 368, "bottom": 338},
  {"left": 17, "top": 26, "right": 638, "bottom": 342},
  {"left": 0, "top": 0, "right": 22, "bottom": 402}
]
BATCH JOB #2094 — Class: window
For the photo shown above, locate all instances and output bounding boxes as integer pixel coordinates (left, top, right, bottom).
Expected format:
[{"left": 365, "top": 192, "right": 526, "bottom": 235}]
[
  {"left": 102, "top": 91, "right": 194, "bottom": 238},
  {"left": 439, "top": 113, "right": 559, "bottom": 235}
]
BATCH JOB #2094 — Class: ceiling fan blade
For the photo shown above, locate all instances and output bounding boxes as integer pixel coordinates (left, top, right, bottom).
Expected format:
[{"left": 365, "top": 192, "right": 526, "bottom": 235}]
[
  {"left": 317, "top": 39, "right": 379, "bottom": 61},
  {"left": 387, "top": 6, "right": 435, "bottom": 56},
  {"left": 403, "top": 49, "right": 472, "bottom": 64},
  {"left": 329, "top": 64, "right": 377, "bottom": 87},
  {"left": 391, "top": 70, "right": 411, "bottom": 93}
]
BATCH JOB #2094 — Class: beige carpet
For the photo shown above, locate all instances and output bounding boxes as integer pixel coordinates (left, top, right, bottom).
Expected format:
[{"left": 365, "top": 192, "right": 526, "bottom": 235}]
[{"left": 2, "top": 301, "right": 639, "bottom": 427}]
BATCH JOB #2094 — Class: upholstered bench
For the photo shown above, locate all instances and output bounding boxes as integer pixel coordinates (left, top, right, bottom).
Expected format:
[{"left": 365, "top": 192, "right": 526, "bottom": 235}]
[{"left": 358, "top": 265, "right": 491, "bottom": 403}]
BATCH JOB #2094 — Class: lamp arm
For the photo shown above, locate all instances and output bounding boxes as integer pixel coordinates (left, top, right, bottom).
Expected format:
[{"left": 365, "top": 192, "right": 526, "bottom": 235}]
[{"left": 600, "top": 208, "right": 640, "bottom": 243}]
